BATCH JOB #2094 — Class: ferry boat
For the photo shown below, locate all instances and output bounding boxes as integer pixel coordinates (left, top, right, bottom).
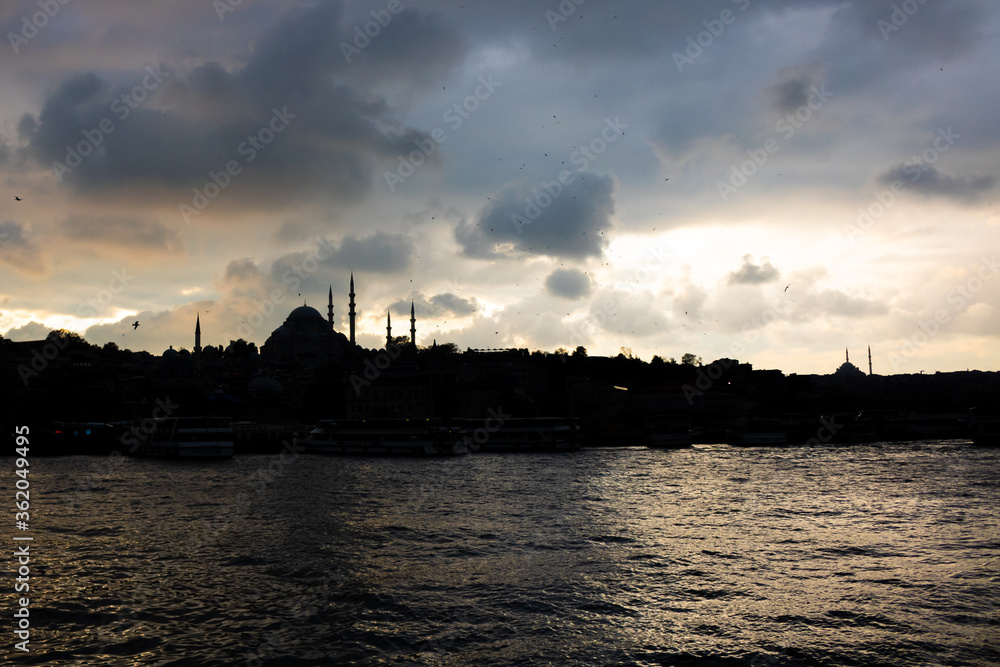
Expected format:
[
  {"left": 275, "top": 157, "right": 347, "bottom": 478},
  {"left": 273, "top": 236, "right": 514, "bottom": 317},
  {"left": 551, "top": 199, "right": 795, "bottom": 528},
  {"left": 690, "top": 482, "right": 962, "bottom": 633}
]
[
  {"left": 461, "top": 417, "right": 581, "bottom": 453},
  {"left": 297, "top": 418, "right": 467, "bottom": 456},
  {"left": 132, "top": 416, "right": 234, "bottom": 459}
]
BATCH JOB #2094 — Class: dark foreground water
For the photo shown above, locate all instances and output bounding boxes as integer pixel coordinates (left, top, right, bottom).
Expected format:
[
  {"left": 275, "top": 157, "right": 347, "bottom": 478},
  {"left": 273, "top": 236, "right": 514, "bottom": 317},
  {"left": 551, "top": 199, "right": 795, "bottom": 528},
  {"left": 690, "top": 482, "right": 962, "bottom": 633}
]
[{"left": 4, "top": 441, "right": 999, "bottom": 666}]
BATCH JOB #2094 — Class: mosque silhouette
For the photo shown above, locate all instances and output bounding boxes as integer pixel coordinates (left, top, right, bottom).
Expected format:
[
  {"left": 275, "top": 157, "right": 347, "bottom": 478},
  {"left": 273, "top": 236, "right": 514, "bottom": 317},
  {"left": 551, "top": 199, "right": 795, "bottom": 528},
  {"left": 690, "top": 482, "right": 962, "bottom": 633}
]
[{"left": 255, "top": 273, "right": 415, "bottom": 365}]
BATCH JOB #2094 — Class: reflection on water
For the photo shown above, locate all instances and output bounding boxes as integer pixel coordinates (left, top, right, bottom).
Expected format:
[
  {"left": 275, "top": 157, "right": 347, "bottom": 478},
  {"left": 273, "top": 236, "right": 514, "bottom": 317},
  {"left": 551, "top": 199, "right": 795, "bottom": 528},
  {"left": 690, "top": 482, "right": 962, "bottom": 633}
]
[{"left": 10, "top": 441, "right": 1000, "bottom": 666}]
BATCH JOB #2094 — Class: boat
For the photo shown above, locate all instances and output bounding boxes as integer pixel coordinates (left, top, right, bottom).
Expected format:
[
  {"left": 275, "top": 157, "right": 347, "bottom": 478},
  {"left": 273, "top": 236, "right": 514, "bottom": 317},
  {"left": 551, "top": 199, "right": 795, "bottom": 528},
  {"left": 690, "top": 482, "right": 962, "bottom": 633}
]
[
  {"left": 296, "top": 418, "right": 467, "bottom": 456},
  {"left": 130, "top": 416, "right": 234, "bottom": 459},
  {"left": 882, "top": 411, "right": 966, "bottom": 441},
  {"left": 646, "top": 414, "right": 693, "bottom": 449},
  {"left": 838, "top": 412, "right": 880, "bottom": 444},
  {"left": 460, "top": 416, "right": 581, "bottom": 452},
  {"left": 232, "top": 421, "right": 306, "bottom": 454},
  {"left": 726, "top": 416, "right": 788, "bottom": 446},
  {"left": 968, "top": 407, "right": 1000, "bottom": 447},
  {"left": 35, "top": 422, "right": 119, "bottom": 455}
]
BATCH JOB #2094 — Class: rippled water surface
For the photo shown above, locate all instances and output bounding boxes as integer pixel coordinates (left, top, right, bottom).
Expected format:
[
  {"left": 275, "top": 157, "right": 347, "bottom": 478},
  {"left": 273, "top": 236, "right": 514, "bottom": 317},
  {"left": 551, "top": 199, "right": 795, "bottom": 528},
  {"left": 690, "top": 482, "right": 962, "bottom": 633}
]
[{"left": 6, "top": 441, "right": 999, "bottom": 666}]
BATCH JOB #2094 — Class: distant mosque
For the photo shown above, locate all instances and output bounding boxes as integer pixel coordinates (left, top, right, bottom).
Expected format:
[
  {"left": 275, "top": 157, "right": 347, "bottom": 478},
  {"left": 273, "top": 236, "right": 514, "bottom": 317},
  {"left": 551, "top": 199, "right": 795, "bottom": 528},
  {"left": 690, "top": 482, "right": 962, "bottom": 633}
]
[
  {"left": 259, "top": 273, "right": 416, "bottom": 365},
  {"left": 835, "top": 346, "right": 872, "bottom": 378}
]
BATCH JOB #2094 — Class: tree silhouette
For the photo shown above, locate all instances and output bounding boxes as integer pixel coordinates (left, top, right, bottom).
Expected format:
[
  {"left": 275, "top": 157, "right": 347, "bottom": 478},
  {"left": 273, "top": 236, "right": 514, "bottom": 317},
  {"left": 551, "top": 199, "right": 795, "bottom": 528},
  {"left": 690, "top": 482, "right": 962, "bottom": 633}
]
[{"left": 681, "top": 353, "right": 702, "bottom": 366}]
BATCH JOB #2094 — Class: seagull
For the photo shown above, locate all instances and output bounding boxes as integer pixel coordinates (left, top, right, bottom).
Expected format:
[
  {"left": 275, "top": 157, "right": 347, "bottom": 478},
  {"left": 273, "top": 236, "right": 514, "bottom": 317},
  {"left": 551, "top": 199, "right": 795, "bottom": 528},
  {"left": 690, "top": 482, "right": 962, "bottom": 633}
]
[
  {"left": 784, "top": 284, "right": 790, "bottom": 292},
  {"left": 132, "top": 321, "right": 140, "bottom": 330},
  {"left": 14, "top": 196, "right": 21, "bottom": 201}
]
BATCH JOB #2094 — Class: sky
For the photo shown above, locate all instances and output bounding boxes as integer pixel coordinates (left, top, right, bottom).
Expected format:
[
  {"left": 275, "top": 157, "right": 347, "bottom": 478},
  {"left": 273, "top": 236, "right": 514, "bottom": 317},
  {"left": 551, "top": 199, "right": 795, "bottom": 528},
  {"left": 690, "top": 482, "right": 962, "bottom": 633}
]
[{"left": 0, "top": 0, "right": 997, "bottom": 375}]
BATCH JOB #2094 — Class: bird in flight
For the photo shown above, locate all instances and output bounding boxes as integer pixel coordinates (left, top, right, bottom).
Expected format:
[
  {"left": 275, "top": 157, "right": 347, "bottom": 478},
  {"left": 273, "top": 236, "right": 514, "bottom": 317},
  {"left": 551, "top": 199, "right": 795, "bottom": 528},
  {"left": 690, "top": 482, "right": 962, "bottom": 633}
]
[
  {"left": 132, "top": 321, "right": 140, "bottom": 330},
  {"left": 784, "top": 284, "right": 790, "bottom": 292},
  {"left": 14, "top": 196, "right": 21, "bottom": 201}
]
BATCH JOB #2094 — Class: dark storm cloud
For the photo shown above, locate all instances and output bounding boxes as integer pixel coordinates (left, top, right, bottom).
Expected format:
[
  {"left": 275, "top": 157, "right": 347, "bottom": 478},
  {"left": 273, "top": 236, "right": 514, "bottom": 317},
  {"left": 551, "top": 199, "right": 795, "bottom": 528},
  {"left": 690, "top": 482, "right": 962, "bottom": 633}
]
[
  {"left": 16, "top": 114, "right": 37, "bottom": 140},
  {"left": 833, "top": 0, "right": 989, "bottom": 60},
  {"left": 416, "top": 0, "right": 989, "bottom": 68},
  {"left": 20, "top": 1, "right": 463, "bottom": 205},
  {"left": 390, "top": 293, "right": 479, "bottom": 318},
  {"left": 727, "top": 255, "right": 780, "bottom": 285},
  {"left": 545, "top": 268, "right": 591, "bottom": 300},
  {"left": 0, "top": 220, "right": 44, "bottom": 274},
  {"left": 648, "top": 0, "right": 993, "bottom": 164},
  {"left": 876, "top": 164, "right": 996, "bottom": 202},
  {"left": 455, "top": 173, "right": 615, "bottom": 260},
  {"left": 265, "top": 232, "right": 412, "bottom": 298},
  {"left": 337, "top": 8, "right": 464, "bottom": 84},
  {"left": 60, "top": 215, "right": 183, "bottom": 252},
  {"left": 429, "top": 292, "right": 479, "bottom": 316},
  {"left": 331, "top": 233, "right": 414, "bottom": 273}
]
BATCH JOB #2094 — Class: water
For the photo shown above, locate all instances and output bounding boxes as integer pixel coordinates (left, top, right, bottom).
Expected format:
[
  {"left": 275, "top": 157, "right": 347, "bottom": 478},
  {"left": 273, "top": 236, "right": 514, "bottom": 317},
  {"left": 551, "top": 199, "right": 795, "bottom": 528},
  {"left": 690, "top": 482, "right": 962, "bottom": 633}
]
[{"left": 5, "top": 441, "right": 999, "bottom": 666}]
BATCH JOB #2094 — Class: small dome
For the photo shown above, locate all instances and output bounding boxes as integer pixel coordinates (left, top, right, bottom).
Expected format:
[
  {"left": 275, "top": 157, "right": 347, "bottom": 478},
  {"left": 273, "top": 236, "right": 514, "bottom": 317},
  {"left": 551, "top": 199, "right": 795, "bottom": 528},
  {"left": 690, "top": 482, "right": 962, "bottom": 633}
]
[
  {"left": 162, "top": 345, "right": 178, "bottom": 358},
  {"left": 835, "top": 361, "right": 866, "bottom": 378},
  {"left": 249, "top": 376, "right": 284, "bottom": 393}
]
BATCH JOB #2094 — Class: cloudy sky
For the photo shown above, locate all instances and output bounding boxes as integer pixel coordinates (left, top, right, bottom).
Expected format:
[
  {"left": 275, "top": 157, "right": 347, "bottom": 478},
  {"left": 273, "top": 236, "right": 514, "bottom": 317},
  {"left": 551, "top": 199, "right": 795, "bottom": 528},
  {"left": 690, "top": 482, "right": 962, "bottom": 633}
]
[{"left": 1, "top": 0, "right": 997, "bottom": 374}]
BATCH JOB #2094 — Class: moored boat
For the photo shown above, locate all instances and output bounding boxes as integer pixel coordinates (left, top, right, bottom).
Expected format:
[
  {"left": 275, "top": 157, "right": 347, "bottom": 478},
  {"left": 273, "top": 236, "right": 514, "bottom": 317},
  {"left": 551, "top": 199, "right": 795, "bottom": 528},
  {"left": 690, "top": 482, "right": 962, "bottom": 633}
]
[
  {"left": 34, "top": 422, "right": 119, "bottom": 455},
  {"left": 130, "top": 416, "right": 234, "bottom": 459},
  {"left": 461, "top": 416, "right": 581, "bottom": 452},
  {"left": 726, "top": 417, "right": 787, "bottom": 447},
  {"left": 296, "top": 418, "right": 467, "bottom": 456},
  {"left": 232, "top": 421, "right": 305, "bottom": 454},
  {"left": 646, "top": 414, "right": 693, "bottom": 449}
]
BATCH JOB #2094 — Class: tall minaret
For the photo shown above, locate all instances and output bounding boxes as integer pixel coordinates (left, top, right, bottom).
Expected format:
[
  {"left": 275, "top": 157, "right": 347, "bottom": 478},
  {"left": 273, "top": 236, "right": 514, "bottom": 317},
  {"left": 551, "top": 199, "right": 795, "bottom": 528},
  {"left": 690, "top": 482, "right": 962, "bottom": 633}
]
[
  {"left": 194, "top": 313, "right": 202, "bottom": 374},
  {"left": 868, "top": 345, "right": 873, "bottom": 376},
  {"left": 349, "top": 272, "right": 356, "bottom": 345},
  {"left": 386, "top": 309, "right": 392, "bottom": 347},
  {"left": 328, "top": 284, "right": 334, "bottom": 331},
  {"left": 410, "top": 301, "right": 416, "bottom": 346}
]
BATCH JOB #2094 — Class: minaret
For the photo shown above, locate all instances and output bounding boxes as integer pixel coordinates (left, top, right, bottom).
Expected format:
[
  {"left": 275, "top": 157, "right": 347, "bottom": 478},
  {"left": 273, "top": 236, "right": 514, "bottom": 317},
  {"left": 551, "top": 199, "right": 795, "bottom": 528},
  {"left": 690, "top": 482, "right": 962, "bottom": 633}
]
[
  {"left": 194, "top": 313, "right": 202, "bottom": 374},
  {"left": 328, "top": 284, "right": 334, "bottom": 331},
  {"left": 349, "top": 272, "right": 356, "bottom": 345},
  {"left": 868, "top": 345, "right": 873, "bottom": 376},
  {"left": 410, "top": 301, "right": 416, "bottom": 346},
  {"left": 845, "top": 347, "right": 849, "bottom": 364},
  {"left": 386, "top": 309, "right": 392, "bottom": 347}
]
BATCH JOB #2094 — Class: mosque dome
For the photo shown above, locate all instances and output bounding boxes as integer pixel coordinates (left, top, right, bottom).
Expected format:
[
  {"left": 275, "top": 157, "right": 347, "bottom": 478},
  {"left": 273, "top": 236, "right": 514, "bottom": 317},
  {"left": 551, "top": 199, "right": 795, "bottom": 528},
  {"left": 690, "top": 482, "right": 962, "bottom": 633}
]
[
  {"left": 287, "top": 305, "right": 324, "bottom": 322},
  {"left": 162, "top": 345, "right": 179, "bottom": 358},
  {"left": 261, "top": 299, "right": 352, "bottom": 365},
  {"left": 835, "top": 348, "right": 868, "bottom": 379}
]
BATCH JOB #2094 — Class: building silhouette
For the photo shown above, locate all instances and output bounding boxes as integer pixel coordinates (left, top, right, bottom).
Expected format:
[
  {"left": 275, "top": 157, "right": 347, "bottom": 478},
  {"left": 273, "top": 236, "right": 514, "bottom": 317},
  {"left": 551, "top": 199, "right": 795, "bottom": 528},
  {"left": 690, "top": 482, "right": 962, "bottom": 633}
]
[{"left": 259, "top": 274, "right": 415, "bottom": 364}]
